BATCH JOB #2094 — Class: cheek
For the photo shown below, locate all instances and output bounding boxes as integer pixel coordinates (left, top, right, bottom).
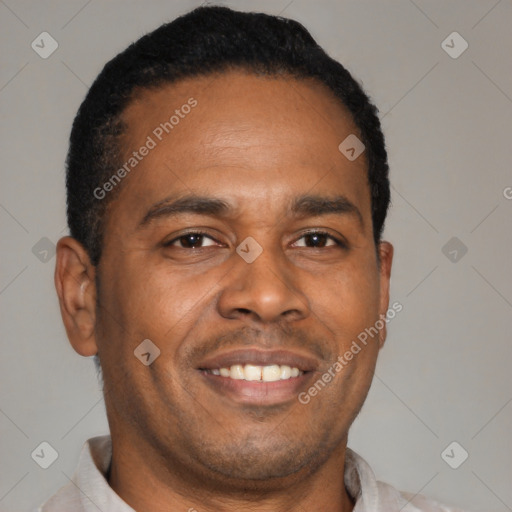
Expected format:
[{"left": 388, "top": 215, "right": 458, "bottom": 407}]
[
  {"left": 311, "top": 256, "right": 381, "bottom": 338},
  {"left": 105, "top": 258, "right": 219, "bottom": 342}
]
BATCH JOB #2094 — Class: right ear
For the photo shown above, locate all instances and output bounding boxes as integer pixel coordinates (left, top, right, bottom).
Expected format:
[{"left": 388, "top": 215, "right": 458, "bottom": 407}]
[{"left": 54, "top": 236, "right": 98, "bottom": 357}]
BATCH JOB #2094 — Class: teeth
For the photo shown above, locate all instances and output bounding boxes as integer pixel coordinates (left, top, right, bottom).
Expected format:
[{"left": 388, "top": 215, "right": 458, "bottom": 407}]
[
  {"left": 262, "top": 365, "right": 281, "bottom": 381},
  {"left": 206, "top": 364, "right": 304, "bottom": 381},
  {"left": 280, "top": 365, "right": 291, "bottom": 379},
  {"left": 244, "top": 364, "right": 262, "bottom": 381},
  {"left": 230, "top": 364, "right": 245, "bottom": 380}
]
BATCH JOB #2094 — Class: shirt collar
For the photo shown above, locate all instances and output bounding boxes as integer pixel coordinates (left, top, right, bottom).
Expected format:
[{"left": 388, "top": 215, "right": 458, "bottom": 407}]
[
  {"left": 41, "top": 435, "right": 426, "bottom": 512},
  {"left": 75, "top": 435, "right": 135, "bottom": 512}
]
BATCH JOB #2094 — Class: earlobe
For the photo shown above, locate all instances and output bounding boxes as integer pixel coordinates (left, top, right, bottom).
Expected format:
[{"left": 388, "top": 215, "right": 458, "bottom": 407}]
[
  {"left": 377, "top": 241, "right": 394, "bottom": 348},
  {"left": 54, "top": 236, "right": 98, "bottom": 357}
]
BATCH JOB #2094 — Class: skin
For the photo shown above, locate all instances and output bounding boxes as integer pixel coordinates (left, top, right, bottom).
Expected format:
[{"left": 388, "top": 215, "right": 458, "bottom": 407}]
[{"left": 55, "top": 69, "right": 393, "bottom": 512}]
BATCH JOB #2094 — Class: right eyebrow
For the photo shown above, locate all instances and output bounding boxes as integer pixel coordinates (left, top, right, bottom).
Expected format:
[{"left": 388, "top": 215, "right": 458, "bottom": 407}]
[{"left": 138, "top": 195, "right": 232, "bottom": 229}]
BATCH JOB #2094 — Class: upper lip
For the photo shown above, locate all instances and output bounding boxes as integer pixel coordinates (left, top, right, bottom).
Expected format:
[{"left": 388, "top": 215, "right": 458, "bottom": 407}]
[{"left": 197, "top": 348, "right": 320, "bottom": 372}]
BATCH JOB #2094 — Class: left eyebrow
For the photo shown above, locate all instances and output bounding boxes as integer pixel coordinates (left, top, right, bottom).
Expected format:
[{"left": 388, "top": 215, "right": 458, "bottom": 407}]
[
  {"left": 290, "top": 194, "right": 364, "bottom": 230},
  {"left": 138, "top": 193, "right": 364, "bottom": 230}
]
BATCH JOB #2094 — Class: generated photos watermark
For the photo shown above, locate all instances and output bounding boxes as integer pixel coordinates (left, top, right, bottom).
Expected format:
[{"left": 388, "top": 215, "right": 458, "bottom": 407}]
[
  {"left": 298, "top": 301, "right": 403, "bottom": 404},
  {"left": 93, "top": 97, "right": 198, "bottom": 200}
]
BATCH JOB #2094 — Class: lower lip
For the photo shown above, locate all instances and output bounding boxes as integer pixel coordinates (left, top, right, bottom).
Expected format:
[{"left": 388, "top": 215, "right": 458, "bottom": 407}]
[{"left": 198, "top": 370, "right": 313, "bottom": 405}]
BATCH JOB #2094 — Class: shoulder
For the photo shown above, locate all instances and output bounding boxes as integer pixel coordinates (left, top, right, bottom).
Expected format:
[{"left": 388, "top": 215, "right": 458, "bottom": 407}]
[
  {"left": 346, "top": 448, "right": 469, "bottom": 512},
  {"left": 371, "top": 479, "right": 468, "bottom": 511},
  {"left": 399, "top": 488, "right": 469, "bottom": 512},
  {"left": 37, "top": 482, "right": 80, "bottom": 512},
  {"left": 36, "top": 435, "right": 112, "bottom": 512}
]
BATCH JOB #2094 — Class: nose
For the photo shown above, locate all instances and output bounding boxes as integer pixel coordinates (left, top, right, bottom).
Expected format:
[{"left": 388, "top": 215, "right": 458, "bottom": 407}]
[{"left": 217, "top": 243, "right": 310, "bottom": 324}]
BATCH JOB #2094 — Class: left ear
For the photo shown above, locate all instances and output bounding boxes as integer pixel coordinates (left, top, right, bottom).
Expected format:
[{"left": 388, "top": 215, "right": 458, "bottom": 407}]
[{"left": 376, "top": 241, "right": 394, "bottom": 348}]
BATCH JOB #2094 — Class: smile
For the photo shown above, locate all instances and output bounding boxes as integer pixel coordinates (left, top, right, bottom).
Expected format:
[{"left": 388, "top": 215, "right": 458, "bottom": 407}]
[
  {"left": 196, "top": 348, "right": 318, "bottom": 404},
  {"left": 202, "top": 364, "right": 304, "bottom": 382}
]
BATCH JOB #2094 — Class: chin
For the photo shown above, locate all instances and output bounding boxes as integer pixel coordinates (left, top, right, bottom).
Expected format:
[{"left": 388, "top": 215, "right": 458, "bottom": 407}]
[{"left": 191, "top": 434, "right": 326, "bottom": 483}]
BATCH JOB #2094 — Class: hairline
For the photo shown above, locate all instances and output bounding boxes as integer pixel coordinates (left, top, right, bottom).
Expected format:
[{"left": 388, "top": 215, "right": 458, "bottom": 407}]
[{"left": 92, "top": 67, "right": 379, "bottom": 267}]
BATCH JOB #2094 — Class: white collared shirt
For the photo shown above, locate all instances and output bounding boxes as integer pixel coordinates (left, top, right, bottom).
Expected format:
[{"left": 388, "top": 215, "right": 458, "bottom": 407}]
[{"left": 37, "top": 435, "right": 466, "bottom": 512}]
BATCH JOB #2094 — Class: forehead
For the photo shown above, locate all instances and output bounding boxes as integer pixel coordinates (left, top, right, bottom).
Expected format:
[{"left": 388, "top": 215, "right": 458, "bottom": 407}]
[{"left": 111, "top": 70, "right": 371, "bottom": 229}]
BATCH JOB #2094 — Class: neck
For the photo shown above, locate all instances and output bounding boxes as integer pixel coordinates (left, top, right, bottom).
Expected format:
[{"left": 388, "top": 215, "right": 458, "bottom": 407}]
[{"left": 107, "top": 430, "right": 355, "bottom": 512}]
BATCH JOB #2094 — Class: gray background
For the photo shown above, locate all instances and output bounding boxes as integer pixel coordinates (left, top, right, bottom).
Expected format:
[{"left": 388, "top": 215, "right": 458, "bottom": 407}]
[{"left": 1, "top": 0, "right": 511, "bottom": 511}]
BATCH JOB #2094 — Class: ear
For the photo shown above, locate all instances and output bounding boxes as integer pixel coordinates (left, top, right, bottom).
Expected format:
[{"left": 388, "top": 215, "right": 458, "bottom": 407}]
[
  {"left": 376, "top": 241, "right": 394, "bottom": 349},
  {"left": 54, "top": 236, "right": 98, "bottom": 357}
]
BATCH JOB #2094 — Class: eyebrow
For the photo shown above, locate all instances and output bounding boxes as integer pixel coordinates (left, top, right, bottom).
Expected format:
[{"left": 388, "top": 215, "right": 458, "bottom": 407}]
[{"left": 139, "top": 193, "right": 364, "bottom": 230}]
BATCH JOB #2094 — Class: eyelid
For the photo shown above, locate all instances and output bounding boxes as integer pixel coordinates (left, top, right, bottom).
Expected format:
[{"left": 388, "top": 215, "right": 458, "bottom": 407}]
[
  {"left": 164, "top": 229, "right": 222, "bottom": 248},
  {"left": 164, "top": 229, "right": 347, "bottom": 250},
  {"left": 291, "top": 229, "right": 347, "bottom": 248}
]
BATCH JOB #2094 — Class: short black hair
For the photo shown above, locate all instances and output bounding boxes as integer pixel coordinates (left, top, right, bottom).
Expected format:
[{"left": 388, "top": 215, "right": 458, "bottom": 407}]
[{"left": 66, "top": 4, "right": 390, "bottom": 267}]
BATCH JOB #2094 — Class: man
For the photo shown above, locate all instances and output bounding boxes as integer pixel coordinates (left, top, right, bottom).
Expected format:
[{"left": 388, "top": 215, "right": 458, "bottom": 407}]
[{"left": 41, "top": 5, "right": 465, "bottom": 511}]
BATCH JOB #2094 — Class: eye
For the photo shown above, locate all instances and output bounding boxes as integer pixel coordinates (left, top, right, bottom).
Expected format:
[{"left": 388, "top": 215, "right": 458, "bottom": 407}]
[
  {"left": 292, "top": 230, "right": 346, "bottom": 249},
  {"left": 165, "top": 231, "right": 219, "bottom": 249},
  {"left": 163, "top": 229, "right": 346, "bottom": 251}
]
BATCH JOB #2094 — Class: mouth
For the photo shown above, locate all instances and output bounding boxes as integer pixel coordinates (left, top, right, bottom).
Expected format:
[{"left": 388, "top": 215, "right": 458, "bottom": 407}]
[{"left": 196, "top": 348, "right": 319, "bottom": 405}]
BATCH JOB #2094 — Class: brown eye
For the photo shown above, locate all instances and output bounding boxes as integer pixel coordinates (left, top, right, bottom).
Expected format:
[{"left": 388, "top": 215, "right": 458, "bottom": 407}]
[
  {"left": 166, "top": 232, "right": 218, "bottom": 249},
  {"left": 293, "top": 231, "right": 346, "bottom": 249}
]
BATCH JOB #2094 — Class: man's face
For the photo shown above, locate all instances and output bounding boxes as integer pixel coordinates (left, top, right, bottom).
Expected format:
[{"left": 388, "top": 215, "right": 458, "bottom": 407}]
[{"left": 93, "top": 70, "right": 392, "bottom": 484}]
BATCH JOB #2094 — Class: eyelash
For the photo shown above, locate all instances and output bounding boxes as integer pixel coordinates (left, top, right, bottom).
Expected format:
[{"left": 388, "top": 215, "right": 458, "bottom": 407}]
[{"left": 164, "top": 230, "right": 347, "bottom": 250}]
